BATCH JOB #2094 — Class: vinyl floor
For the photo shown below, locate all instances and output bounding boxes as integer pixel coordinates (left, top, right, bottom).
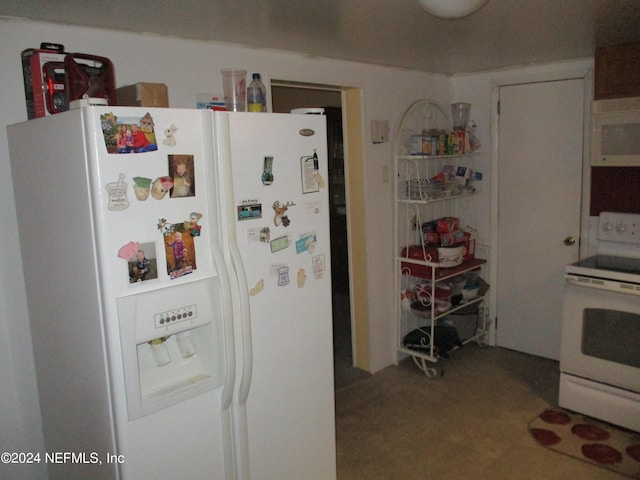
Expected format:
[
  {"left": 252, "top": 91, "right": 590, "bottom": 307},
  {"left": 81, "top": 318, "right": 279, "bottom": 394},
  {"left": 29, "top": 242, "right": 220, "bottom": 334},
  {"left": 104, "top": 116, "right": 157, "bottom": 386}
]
[{"left": 334, "top": 343, "right": 625, "bottom": 480}]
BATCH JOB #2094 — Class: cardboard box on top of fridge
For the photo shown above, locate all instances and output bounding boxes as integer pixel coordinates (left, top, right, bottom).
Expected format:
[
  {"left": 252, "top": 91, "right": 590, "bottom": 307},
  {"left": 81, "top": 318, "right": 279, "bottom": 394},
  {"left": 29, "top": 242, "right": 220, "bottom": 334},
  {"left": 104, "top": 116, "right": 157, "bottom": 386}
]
[
  {"left": 116, "top": 82, "right": 169, "bottom": 107},
  {"left": 21, "top": 42, "right": 68, "bottom": 119}
]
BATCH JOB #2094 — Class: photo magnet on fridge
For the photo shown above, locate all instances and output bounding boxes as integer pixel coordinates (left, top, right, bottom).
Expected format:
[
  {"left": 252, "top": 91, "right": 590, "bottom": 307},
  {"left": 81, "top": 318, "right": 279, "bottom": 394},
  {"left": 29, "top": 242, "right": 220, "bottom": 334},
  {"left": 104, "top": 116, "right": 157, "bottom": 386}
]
[
  {"left": 158, "top": 218, "right": 197, "bottom": 279},
  {"left": 169, "top": 155, "right": 195, "bottom": 198},
  {"left": 100, "top": 112, "right": 158, "bottom": 154}
]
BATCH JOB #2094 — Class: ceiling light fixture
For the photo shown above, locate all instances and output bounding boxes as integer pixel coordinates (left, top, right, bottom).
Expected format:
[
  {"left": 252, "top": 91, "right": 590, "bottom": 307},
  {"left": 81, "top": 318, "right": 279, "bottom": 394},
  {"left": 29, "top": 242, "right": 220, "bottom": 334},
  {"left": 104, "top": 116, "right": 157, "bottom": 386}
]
[{"left": 418, "top": 0, "right": 489, "bottom": 19}]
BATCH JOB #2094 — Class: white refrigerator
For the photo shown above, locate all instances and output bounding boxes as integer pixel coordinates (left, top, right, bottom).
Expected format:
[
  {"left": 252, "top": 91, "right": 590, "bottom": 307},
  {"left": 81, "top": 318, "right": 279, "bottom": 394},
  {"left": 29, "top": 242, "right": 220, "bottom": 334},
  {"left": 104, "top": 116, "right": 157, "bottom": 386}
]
[{"left": 8, "top": 106, "right": 336, "bottom": 480}]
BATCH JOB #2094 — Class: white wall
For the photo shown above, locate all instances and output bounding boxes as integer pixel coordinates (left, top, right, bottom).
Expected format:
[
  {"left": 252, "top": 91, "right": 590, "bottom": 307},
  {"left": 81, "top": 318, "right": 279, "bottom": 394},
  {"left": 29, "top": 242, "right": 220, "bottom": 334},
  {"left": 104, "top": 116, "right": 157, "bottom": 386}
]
[{"left": 0, "top": 17, "right": 450, "bottom": 472}]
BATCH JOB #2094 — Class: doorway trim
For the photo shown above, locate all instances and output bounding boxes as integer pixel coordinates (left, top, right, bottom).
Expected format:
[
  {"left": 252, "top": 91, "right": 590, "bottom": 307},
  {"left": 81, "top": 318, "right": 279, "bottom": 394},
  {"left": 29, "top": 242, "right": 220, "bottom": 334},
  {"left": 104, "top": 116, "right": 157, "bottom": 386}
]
[
  {"left": 270, "top": 80, "right": 370, "bottom": 371},
  {"left": 342, "top": 87, "right": 370, "bottom": 370},
  {"left": 489, "top": 68, "right": 593, "bottom": 346}
]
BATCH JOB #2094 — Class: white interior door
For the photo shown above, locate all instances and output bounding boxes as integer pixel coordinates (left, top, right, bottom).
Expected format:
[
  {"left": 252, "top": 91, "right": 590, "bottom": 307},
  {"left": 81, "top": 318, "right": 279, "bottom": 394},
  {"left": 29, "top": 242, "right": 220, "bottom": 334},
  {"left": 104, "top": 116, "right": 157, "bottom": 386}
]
[{"left": 496, "top": 78, "right": 584, "bottom": 360}]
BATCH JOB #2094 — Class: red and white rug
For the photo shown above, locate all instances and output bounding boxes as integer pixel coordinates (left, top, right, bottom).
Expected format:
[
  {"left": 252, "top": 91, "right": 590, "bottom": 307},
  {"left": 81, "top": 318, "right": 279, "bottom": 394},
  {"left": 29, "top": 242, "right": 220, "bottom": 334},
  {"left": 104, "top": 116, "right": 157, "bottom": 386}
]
[{"left": 529, "top": 408, "right": 640, "bottom": 479}]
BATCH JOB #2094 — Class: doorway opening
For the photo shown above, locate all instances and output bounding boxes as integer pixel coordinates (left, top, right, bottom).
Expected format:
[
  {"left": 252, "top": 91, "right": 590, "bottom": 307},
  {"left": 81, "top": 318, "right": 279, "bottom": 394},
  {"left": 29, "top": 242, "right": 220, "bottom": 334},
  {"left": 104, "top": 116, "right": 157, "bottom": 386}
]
[{"left": 271, "top": 81, "right": 370, "bottom": 388}]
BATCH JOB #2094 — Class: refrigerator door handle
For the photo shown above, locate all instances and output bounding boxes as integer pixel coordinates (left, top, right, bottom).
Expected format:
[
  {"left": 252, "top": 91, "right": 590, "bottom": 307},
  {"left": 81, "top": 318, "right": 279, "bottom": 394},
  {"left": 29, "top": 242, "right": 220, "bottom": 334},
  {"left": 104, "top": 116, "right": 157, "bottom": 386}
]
[
  {"left": 229, "top": 241, "right": 253, "bottom": 403},
  {"left": 211, "top": 242, "right": 237, "bottom": 480},
  {"left": 211, "top": 242, "right": 236, "bottom": 410}
]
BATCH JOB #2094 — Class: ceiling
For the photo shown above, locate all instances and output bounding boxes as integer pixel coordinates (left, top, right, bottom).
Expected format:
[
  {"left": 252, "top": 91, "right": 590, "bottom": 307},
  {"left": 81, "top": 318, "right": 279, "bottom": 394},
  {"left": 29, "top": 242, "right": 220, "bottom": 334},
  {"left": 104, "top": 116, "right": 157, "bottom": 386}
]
[{"left": 3, "top": 0, "right": 640, "bottom": 74}]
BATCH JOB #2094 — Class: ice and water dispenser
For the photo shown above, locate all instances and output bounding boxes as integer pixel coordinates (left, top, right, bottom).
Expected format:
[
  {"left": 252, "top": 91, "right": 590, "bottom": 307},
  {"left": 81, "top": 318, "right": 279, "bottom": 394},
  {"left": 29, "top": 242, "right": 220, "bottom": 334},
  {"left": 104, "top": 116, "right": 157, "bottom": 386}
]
[{"left": 117, "top": 277, "right": 225, "bottom": 419}]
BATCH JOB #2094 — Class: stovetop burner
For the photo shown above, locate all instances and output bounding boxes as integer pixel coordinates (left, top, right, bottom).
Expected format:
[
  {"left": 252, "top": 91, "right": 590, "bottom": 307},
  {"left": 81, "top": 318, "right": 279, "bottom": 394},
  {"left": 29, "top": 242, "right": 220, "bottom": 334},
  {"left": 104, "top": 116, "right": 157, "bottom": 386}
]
[{"left": 571, "top": 255, "right": 640, "bottom": 275}]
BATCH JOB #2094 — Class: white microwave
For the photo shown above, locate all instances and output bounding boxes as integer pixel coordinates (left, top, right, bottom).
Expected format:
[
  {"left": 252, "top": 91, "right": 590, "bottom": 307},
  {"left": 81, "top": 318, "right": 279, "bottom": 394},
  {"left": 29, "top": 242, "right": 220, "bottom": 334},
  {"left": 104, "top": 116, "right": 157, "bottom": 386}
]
[{"left": 591, "top": 96, "right": 640, "bottom": 166}]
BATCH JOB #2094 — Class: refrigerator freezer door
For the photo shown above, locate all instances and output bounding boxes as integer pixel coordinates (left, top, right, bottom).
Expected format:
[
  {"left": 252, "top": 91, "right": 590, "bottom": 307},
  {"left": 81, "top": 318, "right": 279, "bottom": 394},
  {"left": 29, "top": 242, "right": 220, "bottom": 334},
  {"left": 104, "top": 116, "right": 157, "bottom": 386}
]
[
  {"left": 215, "top": 112, "right": 337, "bottom": 480},
  {"left": 9, "top": 107, "right": 236, "bottom": 480}
]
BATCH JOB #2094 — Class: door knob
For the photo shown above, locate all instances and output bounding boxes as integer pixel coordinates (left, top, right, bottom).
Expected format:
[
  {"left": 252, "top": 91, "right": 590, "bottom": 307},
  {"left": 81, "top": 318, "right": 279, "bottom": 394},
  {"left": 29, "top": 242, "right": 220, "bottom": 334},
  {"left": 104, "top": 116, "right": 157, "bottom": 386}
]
[{"left": 564, "top": 236, "right": 576, "bottom": 246}]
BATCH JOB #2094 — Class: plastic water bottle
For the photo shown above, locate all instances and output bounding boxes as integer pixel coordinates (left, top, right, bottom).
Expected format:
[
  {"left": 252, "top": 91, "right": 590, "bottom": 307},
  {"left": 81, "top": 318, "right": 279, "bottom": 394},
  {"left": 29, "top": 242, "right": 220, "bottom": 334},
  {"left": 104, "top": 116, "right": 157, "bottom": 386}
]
[{"left": 247, "top": 73, "right": 267, "bottom": 112}]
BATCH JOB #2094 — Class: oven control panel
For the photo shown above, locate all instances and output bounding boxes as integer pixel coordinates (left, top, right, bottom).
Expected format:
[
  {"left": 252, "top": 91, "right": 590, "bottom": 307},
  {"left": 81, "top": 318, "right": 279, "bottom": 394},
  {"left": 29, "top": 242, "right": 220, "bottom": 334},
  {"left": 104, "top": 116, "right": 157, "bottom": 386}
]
[{"left": 598, "top": 212, "right": 640, "bottom": 244}]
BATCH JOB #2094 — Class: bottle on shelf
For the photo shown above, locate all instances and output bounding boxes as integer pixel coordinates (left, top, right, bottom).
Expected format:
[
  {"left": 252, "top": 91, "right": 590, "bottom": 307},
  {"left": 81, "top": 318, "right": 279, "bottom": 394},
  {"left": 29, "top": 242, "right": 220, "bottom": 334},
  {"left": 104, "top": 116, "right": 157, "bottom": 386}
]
[{"left": 247, "top": 73, "right": 267, "bottom": 112}]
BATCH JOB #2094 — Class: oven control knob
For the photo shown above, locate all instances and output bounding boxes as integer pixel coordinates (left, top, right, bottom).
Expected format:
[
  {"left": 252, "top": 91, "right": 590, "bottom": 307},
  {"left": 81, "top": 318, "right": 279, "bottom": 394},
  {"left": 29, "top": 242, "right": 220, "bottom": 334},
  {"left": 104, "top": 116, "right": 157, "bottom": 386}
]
[
  {"left": 616, "top": 222, "right": 627, "bottom": 233},
  {"left": 601, "top": 221, "right": 613, "bottom": 232}
]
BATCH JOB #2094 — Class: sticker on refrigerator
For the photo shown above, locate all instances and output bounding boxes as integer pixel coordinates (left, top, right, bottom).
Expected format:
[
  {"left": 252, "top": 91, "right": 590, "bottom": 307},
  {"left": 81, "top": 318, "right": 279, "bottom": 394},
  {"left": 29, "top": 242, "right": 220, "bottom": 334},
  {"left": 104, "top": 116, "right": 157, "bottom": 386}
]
[
  {"left": 118, "top": 241, "right": 158, "bottom": 284},
  {"left": 273, "top": 201, "right": 295, "bottom": 227},
  {"left": 106, "top": 174, "right": 130, "bottom": 210},
  {"left": 168, "top": 154, "right": 194, "bottom": 198},
  {"left": 100, "top": 112, "right": 158, "bottom": 154},
  {"left": 158, "top": 218, "right": 197, "bottom": 279}
]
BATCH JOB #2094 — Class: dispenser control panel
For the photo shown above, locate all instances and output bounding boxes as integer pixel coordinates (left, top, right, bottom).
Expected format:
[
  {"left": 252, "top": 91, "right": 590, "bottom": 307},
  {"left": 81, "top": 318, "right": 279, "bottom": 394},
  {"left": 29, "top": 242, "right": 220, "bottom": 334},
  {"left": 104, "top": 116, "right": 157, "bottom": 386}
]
[{"left": 154, "top": 304, "right": 197, "bottom": 328}]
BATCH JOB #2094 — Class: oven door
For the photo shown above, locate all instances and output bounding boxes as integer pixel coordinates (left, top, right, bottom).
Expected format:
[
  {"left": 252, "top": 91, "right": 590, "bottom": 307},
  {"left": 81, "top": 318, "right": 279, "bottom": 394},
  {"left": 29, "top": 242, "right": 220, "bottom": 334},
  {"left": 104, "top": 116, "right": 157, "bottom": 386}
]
[{"left": 561, "top": 277, "right": 640, "bottom": 394}]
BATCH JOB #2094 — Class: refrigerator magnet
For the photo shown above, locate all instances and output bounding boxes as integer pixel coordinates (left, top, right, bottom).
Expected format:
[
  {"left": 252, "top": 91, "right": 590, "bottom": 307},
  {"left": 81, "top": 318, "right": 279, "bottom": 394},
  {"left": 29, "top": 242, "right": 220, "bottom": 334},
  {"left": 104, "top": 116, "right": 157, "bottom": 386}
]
[
  {"left": 273, "top": 201, "right": 295, "bottom": 227},
  {"left": 295, "top": 232, "right": 317, "bottom": 254},
  {"left": 270, "top": 235, "right": 289, "bottom": 253},
  {"left": 184, "top": 212, "right": 203, "bottom": 237},
  {"left": 118, "top": 241, "right": 158, "bottom": 284},
  {"left": 305, "top": 200, "right": 321, "bottom": 215},
  {"left": 313, "top": 254, "right": 326, "bottom": 279},
  {"left": 300, "top": 150, "right": 325, "bottom": 193},
  {"left": 261, "top": 156, "right": 274, "bottom": 185},
  {"left": 237, "top": 203, "right": 262, "bottom": 221},
  {"left": 169, "top": 155, "right": 194, "bottom": 198},
  {"left": 127, "top": 242, "right": 158, "bottom": 284},
  {"left": 133, "top": 177, "right": 152, "bottom": 201},
  {"left": 117, "top": 241, "right": 139, "bottom": 260},
  {"left": 151, "top": 176, "right": 174, "bottom": 200},
  {"left": 106, "top": 174, "right": 130, "bottom": 210},
  {"left": 297, "top": 268, "right": 307, "bottom": 288},
  {"left": 165, "top": 229, "right": 195, "bottom": 279},
  {"left": 247, "top": 226, "right": 270, "bottom": 243},
  {"left": 162, "top": 124, "right": 178, "bottom": 146},
  {"left": 249, "top": 279, "right": 264, "bottom": 296},
  {"left": 277, "top": 266, "right": 290, "bottom": 286},
  {"left": 300, "top": 155, "right": 319, "bottom": 194},
  {"left": 101, "top": 112, "right": 158, "bottom": 154}
]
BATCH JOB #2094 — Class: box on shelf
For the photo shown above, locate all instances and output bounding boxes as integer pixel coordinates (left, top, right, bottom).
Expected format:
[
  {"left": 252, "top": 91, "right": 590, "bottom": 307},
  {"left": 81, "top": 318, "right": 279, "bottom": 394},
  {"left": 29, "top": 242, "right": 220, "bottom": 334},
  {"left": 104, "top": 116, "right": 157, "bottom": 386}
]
[{"left": 116, "top": 83, "right": 168, "bottom": 107}]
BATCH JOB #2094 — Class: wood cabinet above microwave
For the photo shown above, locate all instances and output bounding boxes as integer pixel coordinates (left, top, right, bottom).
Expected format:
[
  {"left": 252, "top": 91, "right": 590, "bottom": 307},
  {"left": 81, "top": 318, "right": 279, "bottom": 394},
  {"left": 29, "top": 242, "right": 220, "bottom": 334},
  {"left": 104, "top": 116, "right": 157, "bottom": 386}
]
[{"left": 595, "top": 43, "right": 640, "bottom": 100}]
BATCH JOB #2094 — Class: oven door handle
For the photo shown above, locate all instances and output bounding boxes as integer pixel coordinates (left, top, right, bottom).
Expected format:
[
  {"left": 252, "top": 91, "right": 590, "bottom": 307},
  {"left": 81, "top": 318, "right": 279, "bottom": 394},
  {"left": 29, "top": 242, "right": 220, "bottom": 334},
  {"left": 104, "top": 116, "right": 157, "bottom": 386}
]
[{"left": 565, "top": 274, "right": 640, "bottom": 296}]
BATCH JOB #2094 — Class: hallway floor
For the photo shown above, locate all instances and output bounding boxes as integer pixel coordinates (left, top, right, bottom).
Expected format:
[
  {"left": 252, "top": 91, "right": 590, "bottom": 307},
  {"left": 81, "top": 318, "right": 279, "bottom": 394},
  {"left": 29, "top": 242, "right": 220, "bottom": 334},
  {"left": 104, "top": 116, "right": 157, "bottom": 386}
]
[{"left": 334, "top": 344, "right": 624, "bottom": 480}]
